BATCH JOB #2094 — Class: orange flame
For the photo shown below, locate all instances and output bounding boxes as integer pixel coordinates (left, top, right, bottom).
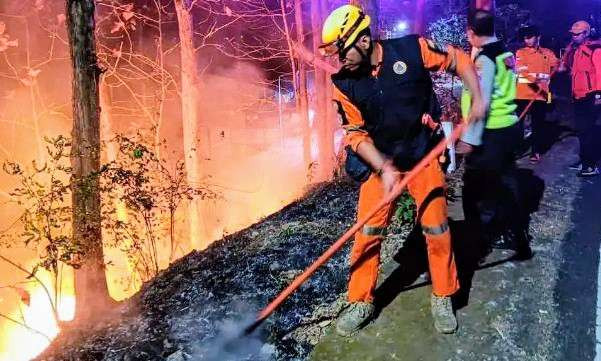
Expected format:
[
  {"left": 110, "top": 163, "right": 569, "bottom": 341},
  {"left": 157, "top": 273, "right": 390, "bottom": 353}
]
[{"left": 0, "top": 268, "right": 75, "bottom": 361}]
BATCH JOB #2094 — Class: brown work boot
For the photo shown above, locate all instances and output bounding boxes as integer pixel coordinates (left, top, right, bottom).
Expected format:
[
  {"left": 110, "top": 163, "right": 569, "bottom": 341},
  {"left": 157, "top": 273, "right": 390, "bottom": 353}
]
[
  {"left": 336, "top": 302, "right": 375, "bottom": 337},
  {"left": 430, "top": 294, "right": 458, "bottom": 334}
]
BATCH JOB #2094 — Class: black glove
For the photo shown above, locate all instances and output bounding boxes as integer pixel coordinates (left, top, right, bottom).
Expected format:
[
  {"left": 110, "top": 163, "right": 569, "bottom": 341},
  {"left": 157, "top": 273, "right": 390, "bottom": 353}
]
[{"left": 344, "top": 146, "right": 372, "bottom": 182}]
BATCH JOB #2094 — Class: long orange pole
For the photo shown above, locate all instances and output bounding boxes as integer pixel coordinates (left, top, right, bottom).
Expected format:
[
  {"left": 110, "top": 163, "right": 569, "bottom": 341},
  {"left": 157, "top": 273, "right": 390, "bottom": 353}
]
[
  {"left": 244, "top": 86, "right": 542, "bottom": 334},
  {"left": 245, "top": 39, "right": 546, "bottom": 334},
  {"left": 244, "top": 122, "right": 467, "bottom": 334}
]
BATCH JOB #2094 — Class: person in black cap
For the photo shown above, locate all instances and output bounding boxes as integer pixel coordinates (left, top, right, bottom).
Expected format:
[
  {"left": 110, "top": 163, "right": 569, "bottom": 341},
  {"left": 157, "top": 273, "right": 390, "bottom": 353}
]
[{"left": 515, "top": 25, "right": 559, "bottom": 163}]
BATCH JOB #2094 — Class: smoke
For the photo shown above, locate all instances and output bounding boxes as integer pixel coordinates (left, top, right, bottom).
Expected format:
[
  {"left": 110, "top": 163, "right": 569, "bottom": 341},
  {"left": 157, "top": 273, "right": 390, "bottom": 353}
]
[
  {"left": 192, "top": 318, "right": 268, "bottom": 361},
  {"left": 192, "top": 61, "right": 310, "bottom": 244},
  {"left": 0, "top": 3, "right": 308, "bottom": 357},
  {"left": 176, "top": 304, "right": 277, "bottom": 361}
]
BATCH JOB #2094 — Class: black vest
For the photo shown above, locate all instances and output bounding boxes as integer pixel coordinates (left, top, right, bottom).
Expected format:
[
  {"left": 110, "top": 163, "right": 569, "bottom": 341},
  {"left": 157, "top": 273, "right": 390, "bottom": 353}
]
[
  {"left": 333, "top": 35, "right": 435, "bottom": 170},
  {"left": 477, "top": 40, "right": 506, "bottom": 63}
]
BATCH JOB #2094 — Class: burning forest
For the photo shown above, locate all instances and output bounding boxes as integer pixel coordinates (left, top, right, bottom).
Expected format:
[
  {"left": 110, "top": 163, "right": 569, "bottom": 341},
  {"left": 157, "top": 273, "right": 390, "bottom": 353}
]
[
  {"left": 2, "top": 0, "right": 601, "bottom": 360},
  {"left": 0, "top": 0, "right": 352, "bottom": 358}
]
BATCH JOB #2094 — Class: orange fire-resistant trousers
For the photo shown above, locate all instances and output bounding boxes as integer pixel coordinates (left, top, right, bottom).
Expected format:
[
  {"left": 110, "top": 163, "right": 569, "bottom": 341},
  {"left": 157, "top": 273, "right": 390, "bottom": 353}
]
[{"left": 348, "top": 159, "right": 459, "bottom": 303}]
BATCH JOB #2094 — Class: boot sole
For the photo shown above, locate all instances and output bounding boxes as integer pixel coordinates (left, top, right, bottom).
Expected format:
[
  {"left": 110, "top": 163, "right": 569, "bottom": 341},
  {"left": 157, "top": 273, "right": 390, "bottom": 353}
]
[
  {"left": 434, "top": 323, "right": 458, "bottom": 334},
  {"left": 336, "top": 321, "right": 370, "bottom": 337},
  {"left": 335, "top": 313, "right": 374, "bottom": 337}
]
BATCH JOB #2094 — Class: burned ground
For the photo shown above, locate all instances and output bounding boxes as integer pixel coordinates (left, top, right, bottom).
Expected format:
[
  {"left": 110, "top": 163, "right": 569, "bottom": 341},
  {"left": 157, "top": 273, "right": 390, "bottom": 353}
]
[
  {"left": 36, "top": 177, "right": 415, "bottom": 361},
  {"left": 36, "top": 115, "right": 600, "bottom": 361}
]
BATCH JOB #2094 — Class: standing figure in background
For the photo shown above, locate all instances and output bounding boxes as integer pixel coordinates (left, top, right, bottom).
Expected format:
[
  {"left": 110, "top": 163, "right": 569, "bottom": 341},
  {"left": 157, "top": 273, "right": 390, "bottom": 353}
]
[
  {"left": 559, "top": 21, "right": 601, "bottom": 177},
  {"left": 515, "top": 25, "right": 559, "bottom": 163},
  {"left": 460, "top": 9, "right": 533, "bottom": 261}
]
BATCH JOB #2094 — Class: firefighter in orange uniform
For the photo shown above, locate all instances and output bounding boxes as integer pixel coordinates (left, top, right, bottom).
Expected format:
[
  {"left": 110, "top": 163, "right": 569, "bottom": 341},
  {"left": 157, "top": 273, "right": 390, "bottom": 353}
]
[
  {"left": 515, "top": 25, "right": 559, "bottom": 163},
  {"left": 320, "top": 5, "right": 485, "bottom": 336},
  {"left": 559, "top": 21, "right": 601, "bottom": 176}
]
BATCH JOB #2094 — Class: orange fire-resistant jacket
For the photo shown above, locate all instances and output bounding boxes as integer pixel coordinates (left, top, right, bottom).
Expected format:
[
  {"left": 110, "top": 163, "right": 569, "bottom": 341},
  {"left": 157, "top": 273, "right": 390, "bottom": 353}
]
[
  {"left": 569, "top": 41, "right": 601, "bottom": 99},
  {"left": 516, "top": 46, "right": 558, "bottom": 101}
]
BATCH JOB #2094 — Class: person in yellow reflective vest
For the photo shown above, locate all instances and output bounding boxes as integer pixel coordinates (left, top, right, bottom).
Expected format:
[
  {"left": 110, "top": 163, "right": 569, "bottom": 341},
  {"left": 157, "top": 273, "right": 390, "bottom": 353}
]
[{"left": 460, "top": 9, "right": 533, "bottom": 262}]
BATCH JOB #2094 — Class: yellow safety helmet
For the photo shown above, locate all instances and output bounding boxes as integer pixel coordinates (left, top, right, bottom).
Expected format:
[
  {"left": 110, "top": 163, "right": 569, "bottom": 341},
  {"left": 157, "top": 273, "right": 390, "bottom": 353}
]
[{"left": 319, "top": 5, "right": 371, "bottom": 57}]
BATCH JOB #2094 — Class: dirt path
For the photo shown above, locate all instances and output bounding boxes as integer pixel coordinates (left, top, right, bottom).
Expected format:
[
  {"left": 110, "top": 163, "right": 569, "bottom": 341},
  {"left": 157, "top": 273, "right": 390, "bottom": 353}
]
[{"left": 311, "top": 135, "right": 600, "bottom": 361}]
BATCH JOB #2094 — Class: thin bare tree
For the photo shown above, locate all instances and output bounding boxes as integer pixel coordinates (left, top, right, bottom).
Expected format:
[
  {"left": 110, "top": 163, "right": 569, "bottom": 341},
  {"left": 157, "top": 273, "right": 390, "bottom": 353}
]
[
  {"left": 294, "top": 0, "right": 311, "bottom": 173},
  {"left": 174, "top": 0, "right": 206, "bottom": 250},
  {"left": 65, "top": 0, "right": 112, "bottom": 320}
]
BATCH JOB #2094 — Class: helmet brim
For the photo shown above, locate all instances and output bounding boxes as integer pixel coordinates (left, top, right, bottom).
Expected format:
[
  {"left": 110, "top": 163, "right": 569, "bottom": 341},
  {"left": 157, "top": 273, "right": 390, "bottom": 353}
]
[
  {"left": 319, "top": 16, "right": 371, "bottom": 57},
  {"left": 318, "top": 41, "right": 342, "bottom": 57}
]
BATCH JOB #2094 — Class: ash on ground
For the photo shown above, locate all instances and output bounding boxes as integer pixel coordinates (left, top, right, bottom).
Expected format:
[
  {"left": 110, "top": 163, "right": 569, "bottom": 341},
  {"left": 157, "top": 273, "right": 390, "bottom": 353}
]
[{"left": 36, "top": 179, "right": 413, "bottom": 361}]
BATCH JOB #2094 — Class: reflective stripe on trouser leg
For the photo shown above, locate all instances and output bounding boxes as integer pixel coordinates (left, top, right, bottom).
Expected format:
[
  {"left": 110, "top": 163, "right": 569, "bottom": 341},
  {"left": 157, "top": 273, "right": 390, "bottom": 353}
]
[
  {"left": 422, "top": 221, "right": 449, "bottom": 236},
  {"left": 349, "top": 173, "right": 394, "bottom": 303},
  {"left": 362, "top": 225, "right": 387, "bottom": 236},
  {"left": 407, "top": 159, "right": 459, "bottom": 297}
]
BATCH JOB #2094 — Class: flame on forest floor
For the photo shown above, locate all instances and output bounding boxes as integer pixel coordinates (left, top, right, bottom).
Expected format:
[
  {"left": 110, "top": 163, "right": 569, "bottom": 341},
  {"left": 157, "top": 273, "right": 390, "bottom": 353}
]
[
  {"left": 0, "top": 269, "right": 75, "bottom": 361},
  {"left": 0, "top": 116, "right": 337, "bottom": 360}
]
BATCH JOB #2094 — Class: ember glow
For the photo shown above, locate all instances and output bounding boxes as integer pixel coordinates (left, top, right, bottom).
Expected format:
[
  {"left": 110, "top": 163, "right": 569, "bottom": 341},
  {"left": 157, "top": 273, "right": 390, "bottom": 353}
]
[
  {"left": 0, "top": 96, "right": 315, "bottom": 359},
  {"left": 1, "top": 0, "right": 595, "bottom": 358},
  {"left": 0, "top": 0, "right": 475, "bottom": 359},
  {"left": 0, "top": 268, "right": 75, "bottom": 361}
]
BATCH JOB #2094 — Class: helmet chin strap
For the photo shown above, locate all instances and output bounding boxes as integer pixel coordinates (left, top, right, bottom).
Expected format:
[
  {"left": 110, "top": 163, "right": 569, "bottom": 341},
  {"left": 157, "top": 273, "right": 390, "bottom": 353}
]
[
  {"left": 352, "top": 40, "right": 373, "bottom": 71},
  {"left": 339, "top": 38, "right": 374, "bottom": 73},
  {"left": 355, "top": 45, "right": 368, "bottom": 62}
]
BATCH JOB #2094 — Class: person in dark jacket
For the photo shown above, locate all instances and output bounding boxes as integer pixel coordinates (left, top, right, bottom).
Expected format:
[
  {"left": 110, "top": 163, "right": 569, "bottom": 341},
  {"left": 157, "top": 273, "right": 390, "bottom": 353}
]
[{"left": 320, "top": 4, "right": 485, "bottom": 336}]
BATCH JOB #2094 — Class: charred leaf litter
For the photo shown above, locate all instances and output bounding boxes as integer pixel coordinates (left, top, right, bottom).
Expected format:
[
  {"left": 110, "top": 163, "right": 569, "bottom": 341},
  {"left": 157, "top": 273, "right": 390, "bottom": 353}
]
[{"left": 37, "top": 179, "right": 414, "bottom": 361}]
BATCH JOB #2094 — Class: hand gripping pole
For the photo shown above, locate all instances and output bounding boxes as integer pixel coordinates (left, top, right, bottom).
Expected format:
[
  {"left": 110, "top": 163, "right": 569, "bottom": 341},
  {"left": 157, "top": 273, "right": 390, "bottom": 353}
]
[{"left": 244, "top": 123, "right": 467, "bottom": 335}]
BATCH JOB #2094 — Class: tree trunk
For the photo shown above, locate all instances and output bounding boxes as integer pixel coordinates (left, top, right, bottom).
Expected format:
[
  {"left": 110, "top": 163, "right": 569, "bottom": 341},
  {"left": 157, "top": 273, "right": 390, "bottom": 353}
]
[
  {"left": 174, "top": 0, "right": 205, "bottom": 250},
  {"left": 154, "top": 0, "right": 167, "bottom": 159},
  {"left": 472, "top": 0, "right": 495, "bottom": 11},
  {"left": 310, "top": 0, "right": 333, "bottom": 181},
  {"left": 99, "top": 79, "right": 117, "bottom": 163},
  {"left": 321, "top": 0, "right": 336, "bottom": 178},
  {"left": 280, "top": 0, "right": 299, "bottom": 99},
  {"left": 66, "top": 0, "right": 112, "bottom": 321},
  {"left": 294, "top": 0, "right": 311, "bottom": 175}
]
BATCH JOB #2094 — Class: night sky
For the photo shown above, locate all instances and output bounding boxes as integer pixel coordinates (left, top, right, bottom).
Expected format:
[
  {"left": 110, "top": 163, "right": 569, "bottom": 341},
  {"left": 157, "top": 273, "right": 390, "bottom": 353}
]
[{"left": 508, "top": 0, "right": 601, "bottom": 41}]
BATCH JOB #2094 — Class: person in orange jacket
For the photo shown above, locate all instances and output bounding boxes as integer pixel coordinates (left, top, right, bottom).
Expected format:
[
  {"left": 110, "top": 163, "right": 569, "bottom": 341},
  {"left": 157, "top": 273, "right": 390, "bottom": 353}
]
[
  {"left": 515, "top": 25, "right": 559, "bottom": 163},
  {"left": 559, "top": 21, "right": 601, "bottom": 176},
  {"left": 319, "top": 5, "right": 485, "bottom": 336}
]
